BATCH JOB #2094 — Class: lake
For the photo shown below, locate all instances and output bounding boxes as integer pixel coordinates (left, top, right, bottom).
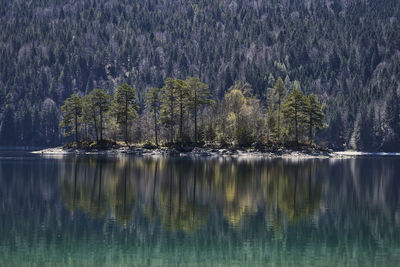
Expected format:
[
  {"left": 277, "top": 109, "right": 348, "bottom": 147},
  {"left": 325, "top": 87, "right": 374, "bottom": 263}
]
[{"left": 1, "top": 152, "right": 400, "bottom": 266}]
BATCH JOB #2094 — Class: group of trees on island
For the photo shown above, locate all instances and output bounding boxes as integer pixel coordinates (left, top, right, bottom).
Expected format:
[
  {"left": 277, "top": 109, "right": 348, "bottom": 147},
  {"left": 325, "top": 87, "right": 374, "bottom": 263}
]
[{"left": 60, "top": 76, "right": 324, "bottom": 147}]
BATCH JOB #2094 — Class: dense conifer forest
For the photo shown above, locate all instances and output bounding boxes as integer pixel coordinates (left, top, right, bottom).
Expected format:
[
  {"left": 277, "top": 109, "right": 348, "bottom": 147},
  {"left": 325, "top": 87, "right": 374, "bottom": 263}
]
[{"left": 1, "top": 0, "right": 400, "bottom": 150}]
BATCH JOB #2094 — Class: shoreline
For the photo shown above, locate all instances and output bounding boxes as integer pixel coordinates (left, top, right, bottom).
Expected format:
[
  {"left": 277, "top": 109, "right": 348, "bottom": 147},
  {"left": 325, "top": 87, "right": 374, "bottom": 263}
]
[{"left": 30, "top": 146, "right": 368, "bottom": 159}]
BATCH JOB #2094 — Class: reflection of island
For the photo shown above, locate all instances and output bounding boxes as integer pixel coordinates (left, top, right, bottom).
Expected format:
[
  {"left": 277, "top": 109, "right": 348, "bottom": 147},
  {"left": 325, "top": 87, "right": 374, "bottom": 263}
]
[{"left": 60, "top": 158, "right": 322, "bottom": 231}]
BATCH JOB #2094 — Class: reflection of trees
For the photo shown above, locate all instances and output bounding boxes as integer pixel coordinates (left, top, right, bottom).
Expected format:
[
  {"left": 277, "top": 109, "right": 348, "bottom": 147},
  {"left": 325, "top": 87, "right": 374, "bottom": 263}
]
[
  {"left": 142, "top": 161, "right": 159, "bottom": 221},
  {"left": 214, "top": 162, "right": 262, "bottom": 225},
  {"left": 60, "top": 158, "right": 137, "bottom": 224},
  {"left": 61, "top": 158, "right": 108, "bottom": 219},
  {"left": 159, "top": 162, "right": 209, "bottom": 231},
  {"left": 60, "top": 158, "right": 323, "bottom": 231},
  {"left": 108, "top": 161, "right": 136, "bottom": 225},
  {"left": 264, "top": 163, "right": 322, "bottom": 226},
  {"left": 277, "top": 166, "right": 321, "bottom": 222}
]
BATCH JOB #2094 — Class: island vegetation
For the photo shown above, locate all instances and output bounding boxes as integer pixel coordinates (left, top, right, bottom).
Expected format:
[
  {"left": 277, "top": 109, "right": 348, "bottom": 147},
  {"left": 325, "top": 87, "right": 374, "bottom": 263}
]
[{"left": 59, "top": 76, "right": 324, "bottom": 151}]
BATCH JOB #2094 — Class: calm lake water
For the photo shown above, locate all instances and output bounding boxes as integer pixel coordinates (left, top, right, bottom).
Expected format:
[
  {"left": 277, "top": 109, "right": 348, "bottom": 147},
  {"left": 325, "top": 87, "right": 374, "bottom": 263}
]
[{"left": 1, "top": 152, "right": 400, "bottom": 266}]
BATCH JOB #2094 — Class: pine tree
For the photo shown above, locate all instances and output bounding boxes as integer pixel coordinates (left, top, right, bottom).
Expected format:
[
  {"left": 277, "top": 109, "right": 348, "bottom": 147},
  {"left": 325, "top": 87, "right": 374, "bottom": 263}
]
[
  {"left": 303, "top": 94, "right": 324, "bottom": 143},
  {"left": 145, "top": 87, "right": 161, "bottom": 146},
  {"left": 111, "top": 83, "right": 138, "bottom": 144},
  {"left": 382, "top": 88, "right": 400, "bottom": 150},
  {"left": 21, "top": 109, "right": 33, "bottom": 145},
  {"left": 282, "top": 89, "right": 306, "bottom": 143},
  {"left": 186, "top": 77, "right": 213, "bottom": 144},
  {"left": 175, "top": 79, "right": 190, "bottom": 141},
  {"left": 59, "top": 94, "right": 82, "bottom": 143},
  {"left": 161, "top": 78, "right": 178, "bottom": 143},
  {"left": 82, "top": 94, "right": 98, "bottom": 141},
  {"left": 89, "top": 89, "right": 111, "bottom": 141},
  {"left": 0, "top": 104, "right": 16, "bottom": 145},
  {"left": 356, "top": 108, "right": 375, "bottom": 151},
  {"left": 385, "top": 87, "right": 400, "bottom": 135},
  {"left": 272, "top": 77, "right": 287, "bottom": 139}
]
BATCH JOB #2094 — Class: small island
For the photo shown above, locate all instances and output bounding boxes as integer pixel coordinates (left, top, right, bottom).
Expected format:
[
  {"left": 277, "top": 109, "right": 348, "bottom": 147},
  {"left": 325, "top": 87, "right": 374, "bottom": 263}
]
[{"left": 34, "top": 76, "right": 345, "bottom": 158}]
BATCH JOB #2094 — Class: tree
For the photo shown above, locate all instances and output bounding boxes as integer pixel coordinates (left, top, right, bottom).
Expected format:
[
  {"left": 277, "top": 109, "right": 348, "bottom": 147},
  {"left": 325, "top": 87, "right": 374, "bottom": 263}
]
[
  {"left": 145, "top": 87, "right": 161, "bottom": 146},
  {"left": 385, "top": 87, "right": 400, "bottom": 135},
  {"left": 303, "top": 94, "right": 324, "bottom": 143},
  {"left": 89, "top": 89, "right": 111, "bottom": 141},
  {"left": 266, "top": 108, "right": 277, "bottom": 141},
  {"left": 272, "top": 77, "right": 287, "bottom": 139},
  {"left": 111, "top": 83, "right": 138, "bottom": 144},
  {"left": 175, "top": 79, "right": 190, "bottom": 141},
  {"left": 219, "top": 81, "right": 262, "bottom": 146},
  {"left": 186, "top": 77, "right": 213, "bottom": 144},
  {"left": 82, "top": 94, "right": 98, "bottom": 141},
  {"left": 382, "top": 88, "right": 400, "bottom": 150},
  {"left": 0, "top": 104, "right": 16, "bottom": 145},
  {"left": 161, "top": 78, "right": 178, "bottom": 143},
  {"left": 356, "top": 107, "right": 375, "bottom": 151},
  {"left": 282, "top": 89, "right": 306, "bottom": 143},
  {"left": 60, "top": 94, "right": 82, "bottom": 143}
]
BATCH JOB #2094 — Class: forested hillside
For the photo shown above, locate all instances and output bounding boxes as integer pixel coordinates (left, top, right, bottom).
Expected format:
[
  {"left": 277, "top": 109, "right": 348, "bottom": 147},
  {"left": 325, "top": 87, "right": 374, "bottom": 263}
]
[{"left": 1, "top": 0, "right": 400, "bottom": 150}]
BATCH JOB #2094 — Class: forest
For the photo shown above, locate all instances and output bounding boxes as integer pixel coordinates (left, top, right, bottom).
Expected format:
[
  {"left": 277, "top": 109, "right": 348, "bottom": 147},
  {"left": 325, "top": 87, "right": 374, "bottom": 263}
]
[
  {"left": 59, "top": 77, "right": 324, "bottom": 147},
  {"left": 1, "top": 0, "right": 400, "bottom": 151}
]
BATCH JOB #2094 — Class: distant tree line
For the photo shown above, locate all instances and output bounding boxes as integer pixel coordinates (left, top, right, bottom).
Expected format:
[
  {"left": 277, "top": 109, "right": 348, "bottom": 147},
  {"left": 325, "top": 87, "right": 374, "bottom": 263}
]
[{"left": 60, "top": 76, "right": 324, "bottom": 147}]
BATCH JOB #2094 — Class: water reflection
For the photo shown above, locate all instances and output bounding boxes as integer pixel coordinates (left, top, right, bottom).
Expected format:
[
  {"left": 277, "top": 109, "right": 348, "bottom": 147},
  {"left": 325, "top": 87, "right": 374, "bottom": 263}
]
[
  {"left": 2, "top": 154, "right": 400, "bottom": 266},
  {"left": 59, "top": 158, "right": 326, "bottom": 231}
]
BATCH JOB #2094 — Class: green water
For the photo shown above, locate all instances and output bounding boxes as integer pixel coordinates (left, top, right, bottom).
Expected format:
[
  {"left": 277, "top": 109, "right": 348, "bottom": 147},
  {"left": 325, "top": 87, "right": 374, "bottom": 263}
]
[{"left": 1, "top": 152, "right": 400, "bottom": 266}]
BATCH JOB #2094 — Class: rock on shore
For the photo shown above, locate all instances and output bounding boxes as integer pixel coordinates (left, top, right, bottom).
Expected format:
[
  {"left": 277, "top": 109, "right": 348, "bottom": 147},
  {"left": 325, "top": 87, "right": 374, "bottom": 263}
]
[{"left": 31, "top": 146, "right": 354, "bottom": 159}]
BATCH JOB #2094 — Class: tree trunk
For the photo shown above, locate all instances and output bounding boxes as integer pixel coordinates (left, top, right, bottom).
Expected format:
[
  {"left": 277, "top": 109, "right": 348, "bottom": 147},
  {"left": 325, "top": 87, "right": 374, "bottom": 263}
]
[
  {"left": 99, "top": 110, "right": 103, "bottom": 141},
  {"left": 179, "top": 100, "right": 183, "bottom": 140},
  {"left": 194, "top": 91, "right": 198, "bottom": 144},
  {"left": 277, "top": 97, "right": 281, "bottom": 140},
  {"left": 154, "top": 111, "right": 158, "bottom": 146},
  {"left": 74, "top": 111, "right": 78, "bottom": 143},
  {"left": 309, "top": 116, "right": 313, "bottom": 143},
  {"left": 125, "top": 96, "right": 128, "bottom": 145},
  {"left": 170, "top": 102, "right": 174, "bottom": 143},
  {"left": 294, "top": 108, "right": 298, "bottom": 144},
  {"left": 93, "top": 112, "right": 98, "bottom": 142}
]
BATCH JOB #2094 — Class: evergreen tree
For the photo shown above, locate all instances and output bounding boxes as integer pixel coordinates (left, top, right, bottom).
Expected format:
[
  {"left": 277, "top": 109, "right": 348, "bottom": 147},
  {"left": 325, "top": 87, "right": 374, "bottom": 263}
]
[
  {"left": 111, "top": 83, "right": 138, "bottom": 144},
  {"left": 356, "top": 108, "right": 375, "bottom": 151},
  {"left": 266, "top": 108, "right": 277, "bottom": 141},
  {"left": 60, "top": 94, "right": 82, "bottom": 143},
  {"left": 282, "top": 89, "right": 306, "bottom": 143},
  {"left": 175, "top": 79, "right": 190, "bottom": 141},
  {"left": 385, "top": 88, "right": 400, "bottom": 135},
  {"left": 272, "top": 77, "right": 287, "bottom": 139},
  {"left": 82, "top": 94, "right": 98, "bottom": 141},
  {"left": 161, "top": 78, "right": 178, "bottom": 143},
  {"left": 89, "top": 89, "right": 111, "bottom": 141},
  {"left": 382, "top": 88, "right": 400, "bottom": 150},
  {"left": 21, "top": 109, "right": 33, "bottom": 145},
  {"left": 326, "top": 111, "right": 346, "bottom": 150},
  {"left": 145, "top": 87, "right": 161, "bottom": 146},
  {"left": 0, "top": 105, "right": 16, "bottom": 145},
  {"left": 303, "top": 94, "right": 324, "bottom": 143},
  {"left": 186, "top": 77, "right": 213, "bottom": 143}
]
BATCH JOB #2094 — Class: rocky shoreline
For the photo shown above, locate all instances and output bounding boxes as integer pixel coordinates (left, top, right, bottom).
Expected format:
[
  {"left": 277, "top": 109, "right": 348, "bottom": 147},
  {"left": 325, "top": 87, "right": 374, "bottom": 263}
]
[{"left": 31, "top": 146, "right": 360, "bottom": 159}]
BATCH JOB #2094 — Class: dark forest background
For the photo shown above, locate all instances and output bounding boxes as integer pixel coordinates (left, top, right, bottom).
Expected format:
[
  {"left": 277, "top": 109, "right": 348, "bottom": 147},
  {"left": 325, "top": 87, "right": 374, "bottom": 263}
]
[{"left": 1, "top": 0, "right": 400, "bottom": 151}]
